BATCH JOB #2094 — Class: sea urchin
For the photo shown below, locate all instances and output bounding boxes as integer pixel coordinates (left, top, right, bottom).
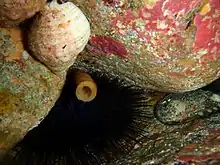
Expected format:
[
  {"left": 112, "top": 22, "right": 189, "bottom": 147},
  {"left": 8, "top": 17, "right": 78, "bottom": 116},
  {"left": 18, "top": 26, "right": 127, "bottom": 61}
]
[{"left": 6, "top": 68, "right": 153, "bottom": 165}]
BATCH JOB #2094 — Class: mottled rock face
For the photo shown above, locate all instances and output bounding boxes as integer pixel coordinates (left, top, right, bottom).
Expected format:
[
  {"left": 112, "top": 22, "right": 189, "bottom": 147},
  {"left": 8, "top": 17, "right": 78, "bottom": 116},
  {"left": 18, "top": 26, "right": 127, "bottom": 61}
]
[
  {"left": 0, "top": 0, "right": 46, "bottom": 27},
  {"left": 0, "top": 27, "right": 64, "bottom": 153},
  {"left": 73, "top": 0, "right": 220, "bottom": 92}
]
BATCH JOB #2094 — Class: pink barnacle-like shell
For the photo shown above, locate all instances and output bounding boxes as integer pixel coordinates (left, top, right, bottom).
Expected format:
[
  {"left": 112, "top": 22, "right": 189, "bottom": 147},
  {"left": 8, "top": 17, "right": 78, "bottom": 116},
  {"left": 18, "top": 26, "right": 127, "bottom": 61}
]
[{"left": 28, "top": 0, "right": 91, "bottom": 75}]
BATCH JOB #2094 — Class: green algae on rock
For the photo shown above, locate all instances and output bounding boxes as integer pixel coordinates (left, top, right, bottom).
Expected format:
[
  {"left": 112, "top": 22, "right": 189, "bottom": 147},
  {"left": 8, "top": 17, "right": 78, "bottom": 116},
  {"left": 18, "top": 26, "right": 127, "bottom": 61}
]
[{"left": 0, "top": 27, "right": 64, "bottom": 154}]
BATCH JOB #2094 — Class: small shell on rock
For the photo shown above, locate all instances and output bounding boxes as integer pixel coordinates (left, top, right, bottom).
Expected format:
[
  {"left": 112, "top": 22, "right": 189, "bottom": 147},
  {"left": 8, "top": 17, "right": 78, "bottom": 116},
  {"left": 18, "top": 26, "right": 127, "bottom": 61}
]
[
  {"left": 0, "top": 0, "right": 47, "bottom": 27},
  {"left": 28, "top": 0, "right": 91, "bottom": 75}
]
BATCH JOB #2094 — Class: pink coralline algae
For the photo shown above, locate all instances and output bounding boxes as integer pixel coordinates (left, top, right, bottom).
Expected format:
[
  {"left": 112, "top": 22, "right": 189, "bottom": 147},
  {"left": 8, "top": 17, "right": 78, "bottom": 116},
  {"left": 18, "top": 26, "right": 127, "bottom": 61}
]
[
  {"left": 112, "top": 0, "right": 202, "bottom": 40},
  {"left": 162, "top": 0, "right": 201, "bottom": 25},
  {"left": 88, "top": 35, "right": 129, "bottom": 58},
  {"left": 82, "top": 0, "right": 220, "bottom": 92},
  {"left": 193, "top": 0, "right": 220, "bottom": 64},
  {"left": 162, "top": 0, "right": 200, "bottom": 15},
  {"left": 110, "top": 0, "right": 220, "bottom": 63},
  {"left": 111, "top": 1, "right": 189, "bottom": 59}
]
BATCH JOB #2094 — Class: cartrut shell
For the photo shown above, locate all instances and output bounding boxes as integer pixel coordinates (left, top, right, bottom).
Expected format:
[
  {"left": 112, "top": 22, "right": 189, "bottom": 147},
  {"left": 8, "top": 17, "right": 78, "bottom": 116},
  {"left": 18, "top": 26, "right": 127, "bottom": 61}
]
[
  {"left": 0, "top": 0, "right": 47, "bottom": 27},
  {"left": 28, "top": 0, "right": 91, "bottom": 75}
]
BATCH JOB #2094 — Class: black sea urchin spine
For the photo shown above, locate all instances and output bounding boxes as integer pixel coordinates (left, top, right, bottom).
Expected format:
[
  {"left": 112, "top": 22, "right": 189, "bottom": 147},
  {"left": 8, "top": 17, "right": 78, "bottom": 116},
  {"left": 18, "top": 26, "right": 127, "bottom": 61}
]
[{"left": 5, "top": 68, "right": 154, "bottom": 165}]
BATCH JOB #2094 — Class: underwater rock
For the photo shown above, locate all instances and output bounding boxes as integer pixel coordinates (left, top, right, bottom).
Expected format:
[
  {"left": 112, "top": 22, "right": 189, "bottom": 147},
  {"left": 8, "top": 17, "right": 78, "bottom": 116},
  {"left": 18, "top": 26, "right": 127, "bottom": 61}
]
[
  {"left": 155, "top": 90, "right": 220, "bottom": 125},
  {"left": 73, "top": 0, "right": 220, "bottom": 92},
  {"left": 176, "top": 128, "right": 220, "bottom": 164},
  {"left": 108, "top": 88, "right": 220, "bottom": 165},
  {"left": 69, "top": 57, "right": 220, "bottom": 164},
  {"left": 0, "top": 0, "right": 46, "bottom": 27},
  {"left": 0, "top": 27, "right": 64, "bottom": 154}
]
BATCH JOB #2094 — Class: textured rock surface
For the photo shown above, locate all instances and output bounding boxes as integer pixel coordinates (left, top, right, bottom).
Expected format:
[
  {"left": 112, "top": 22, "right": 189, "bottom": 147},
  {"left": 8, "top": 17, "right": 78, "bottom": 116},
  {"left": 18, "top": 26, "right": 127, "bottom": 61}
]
[
  {"left": 108, "top": 90, "right": 220, "bottom": 165},
  {"left": 73, "top": 58, "right": 220, "bottom": 164},
  {"left": 0, "top": 27, "right": 64, "bottom": 155},
  {"left": 72, "top": 0, "right": 220, "bottom": 92},
  {"left": 0, "top": 0, "right": 46, "bottom": 27}
]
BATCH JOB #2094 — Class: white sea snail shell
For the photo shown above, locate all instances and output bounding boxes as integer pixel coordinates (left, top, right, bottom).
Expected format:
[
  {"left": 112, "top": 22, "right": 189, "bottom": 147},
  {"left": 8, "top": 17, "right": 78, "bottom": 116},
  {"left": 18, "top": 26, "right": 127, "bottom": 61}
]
[{"left": 28, "top": 0, "right": 91, "bottom": 75}]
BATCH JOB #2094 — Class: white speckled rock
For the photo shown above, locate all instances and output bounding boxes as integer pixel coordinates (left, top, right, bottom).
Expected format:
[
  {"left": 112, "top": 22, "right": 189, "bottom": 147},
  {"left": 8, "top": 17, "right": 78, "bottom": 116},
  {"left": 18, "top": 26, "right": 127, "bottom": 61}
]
[{"left": 28, "top": 0, "right": 90, "bottom": 75}]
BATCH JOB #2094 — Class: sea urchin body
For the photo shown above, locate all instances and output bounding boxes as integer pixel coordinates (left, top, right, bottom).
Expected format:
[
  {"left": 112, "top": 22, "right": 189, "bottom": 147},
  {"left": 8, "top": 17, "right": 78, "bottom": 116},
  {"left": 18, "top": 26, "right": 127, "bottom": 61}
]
[{"left": 9, "top": 68, "right": 152, "bottom": 165}]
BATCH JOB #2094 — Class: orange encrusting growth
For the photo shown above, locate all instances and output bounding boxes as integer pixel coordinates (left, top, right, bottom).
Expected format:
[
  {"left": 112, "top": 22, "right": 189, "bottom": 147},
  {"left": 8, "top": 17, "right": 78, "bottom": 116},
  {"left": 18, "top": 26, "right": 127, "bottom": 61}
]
[{"left": 199, "top": 0, "right": 211, "bottom": 16}]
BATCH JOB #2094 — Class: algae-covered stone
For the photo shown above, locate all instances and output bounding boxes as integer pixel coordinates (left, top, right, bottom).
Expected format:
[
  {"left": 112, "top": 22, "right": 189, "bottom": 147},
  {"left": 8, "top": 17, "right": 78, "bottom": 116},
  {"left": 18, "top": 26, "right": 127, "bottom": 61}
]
[{"left": 0, "top": 27, "right": 64, "bottom": 153}]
